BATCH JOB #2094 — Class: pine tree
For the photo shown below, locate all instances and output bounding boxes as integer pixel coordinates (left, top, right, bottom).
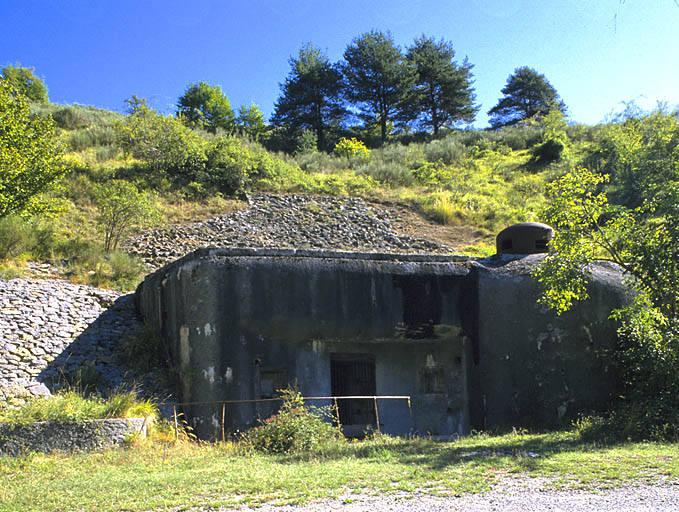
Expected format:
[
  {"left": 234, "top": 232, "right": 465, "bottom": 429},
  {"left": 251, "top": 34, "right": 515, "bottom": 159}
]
[
  {"left": 270, "top": 43, "right": 346, "bottom": 151},
  {"left": 488, "top": 67, "right": 566, "bottom": 128}
]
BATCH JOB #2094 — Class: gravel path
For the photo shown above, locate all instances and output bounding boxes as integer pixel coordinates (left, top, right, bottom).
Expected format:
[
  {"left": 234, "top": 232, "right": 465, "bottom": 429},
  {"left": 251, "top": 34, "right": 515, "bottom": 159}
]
[{"left": 189, "top": 480, "right": 679, "bottom": 511}]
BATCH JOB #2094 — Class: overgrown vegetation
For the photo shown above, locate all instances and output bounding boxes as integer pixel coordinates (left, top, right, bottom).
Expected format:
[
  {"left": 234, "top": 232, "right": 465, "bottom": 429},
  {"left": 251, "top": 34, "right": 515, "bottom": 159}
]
[
  {"left": 0, "top": 389, "right": 156, "bottom": 425},
  {"left": 243, "top": 388, "right": 343, "bottom": 454},
  {"left": 535, "top": 107, "right": 679, "bottom": 442}
]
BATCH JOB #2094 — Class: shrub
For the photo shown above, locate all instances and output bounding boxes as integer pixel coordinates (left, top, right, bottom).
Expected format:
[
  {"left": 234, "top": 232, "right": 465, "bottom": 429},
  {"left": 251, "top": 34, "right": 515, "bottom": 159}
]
[
  {"left": 67, "top": 126, "right": 117, "bottom": 151},
  {"left": 422, "top": 135, "right": 466, "bottom": 165},
  {"left": 94, "top": 180, "right": 159, "bottom": 252},
  {"left": 412, "top": 160, "right": 453, "bottom": 187},
  {"left": 295, "top": 129, "right": 318, "bottom": 155},
  {"left": 244, "top": 388, "right": 343, "bottom": 454},
  {"left": 357, "top": 161, "right": 414, "bottom": 187},
  {"left": 30, "top": 220, "right": 58, "bottom": 260},
  {"left": 334, "top": 137, "right": 370, "bottom": 168},
  {"left": 108, "top": 251, "right": 146, "bottom": 282},
  {"left": 115, "top": 100, "right": 206, "bottom": 182},
  {"left": 52, "top": 107, "right": 87, "bottom": 129},
  {"left": 0, "top": 215, "right": 33, "bottom": 260},
  {"left": 531, "top": 137, "right": 566, "bottom": 164},
  {"left": 0, "top": 80, "right": 66, "bottom": 217},
  {"left": 119, "top": 323, "right": 167, "bottom": 375},
  {"left": 205, "top": 137, "right": 251, "bottom": 195}
]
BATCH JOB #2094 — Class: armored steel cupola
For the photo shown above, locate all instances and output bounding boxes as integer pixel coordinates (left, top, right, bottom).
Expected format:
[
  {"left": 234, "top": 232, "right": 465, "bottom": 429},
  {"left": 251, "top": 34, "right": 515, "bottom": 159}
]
[{"left": 496, "top": 222, "right": 554, "bottom": 254}]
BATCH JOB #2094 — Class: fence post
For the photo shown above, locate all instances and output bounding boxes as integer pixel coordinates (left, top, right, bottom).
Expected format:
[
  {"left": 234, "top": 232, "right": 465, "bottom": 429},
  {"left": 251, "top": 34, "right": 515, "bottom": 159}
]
[
  {"left": 407, "top": 397, "right": 414, "bottom": 436},
  {"left": 333, "top": 397, "right": 340, "bottom": 427},
  {"left": 173, "top": 404, "right": 178, "bottom": 440},
  {"left": 221, "top": 402, "right": 226, "bottom": 442},
  {"left": 373, "top": 396, "right": 381, "bottom": 433}
]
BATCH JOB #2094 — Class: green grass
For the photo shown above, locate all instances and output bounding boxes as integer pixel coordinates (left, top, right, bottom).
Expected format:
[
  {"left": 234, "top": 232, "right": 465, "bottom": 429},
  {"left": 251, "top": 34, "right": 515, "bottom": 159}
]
[
  {"left": 0, "top": 390, "right": 156, "bottom": 425},
  {"left": 0, "top": 430, "right": 676, "bottom": 511}
]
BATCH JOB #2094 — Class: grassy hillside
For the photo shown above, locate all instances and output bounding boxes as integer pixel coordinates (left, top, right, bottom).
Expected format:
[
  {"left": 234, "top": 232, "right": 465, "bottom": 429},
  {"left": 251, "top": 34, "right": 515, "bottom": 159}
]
[{"left": 0, "top": 101, "right": 658, "bottom": 289}]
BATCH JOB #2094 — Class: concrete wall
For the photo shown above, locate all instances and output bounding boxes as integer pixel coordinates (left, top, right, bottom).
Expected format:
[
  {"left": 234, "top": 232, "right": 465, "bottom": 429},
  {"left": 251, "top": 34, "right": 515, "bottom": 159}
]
[
  {"left": 136, "top": 248, "right": 627, "bottom": 439},
  {"left": 468, "top": 256, "right": 628, "bottom": 429}
]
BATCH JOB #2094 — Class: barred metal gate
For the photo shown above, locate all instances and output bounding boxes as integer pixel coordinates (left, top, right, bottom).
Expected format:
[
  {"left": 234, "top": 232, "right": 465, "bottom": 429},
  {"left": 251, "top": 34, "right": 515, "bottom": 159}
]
[{"left": 330, "top": 357, "right": 376, "bottom": 427}]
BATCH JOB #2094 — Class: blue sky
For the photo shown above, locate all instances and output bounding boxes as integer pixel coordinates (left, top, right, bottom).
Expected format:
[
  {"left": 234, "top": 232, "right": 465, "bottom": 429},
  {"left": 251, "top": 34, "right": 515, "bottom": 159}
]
[{"left": 2, "top": 0, "right": 678, "bottom": 128}]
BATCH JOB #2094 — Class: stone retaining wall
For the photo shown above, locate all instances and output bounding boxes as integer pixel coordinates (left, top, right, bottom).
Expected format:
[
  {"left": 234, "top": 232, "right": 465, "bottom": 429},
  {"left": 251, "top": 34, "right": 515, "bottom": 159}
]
[
  {"left": 0, "top": 278, "right": 142, "bottom": 400},
  {"left": 0, "top": 417, "right": 148, "bottom": 456}
]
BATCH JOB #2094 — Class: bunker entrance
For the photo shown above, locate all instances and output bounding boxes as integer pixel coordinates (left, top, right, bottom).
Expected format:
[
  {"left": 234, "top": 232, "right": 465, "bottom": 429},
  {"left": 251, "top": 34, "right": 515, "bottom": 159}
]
[{"left": 330, "top": 355, "right": 376, "bottom": 428}]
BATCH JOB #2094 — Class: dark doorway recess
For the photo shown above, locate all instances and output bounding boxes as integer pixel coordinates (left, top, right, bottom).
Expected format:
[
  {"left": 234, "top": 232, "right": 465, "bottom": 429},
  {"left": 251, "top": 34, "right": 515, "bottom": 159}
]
[{"left": 330, "top": 355, "right": 376, "bottom": 427}]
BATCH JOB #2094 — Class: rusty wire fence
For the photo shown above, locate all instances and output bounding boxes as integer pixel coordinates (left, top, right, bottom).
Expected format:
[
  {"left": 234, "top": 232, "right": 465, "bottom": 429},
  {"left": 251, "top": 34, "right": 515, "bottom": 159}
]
[{"left": 158, "top": 395, "right": 413, "bottom": 441}]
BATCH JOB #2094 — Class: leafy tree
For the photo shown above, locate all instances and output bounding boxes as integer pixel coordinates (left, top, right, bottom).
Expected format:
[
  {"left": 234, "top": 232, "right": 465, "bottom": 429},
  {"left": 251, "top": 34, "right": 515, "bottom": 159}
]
[
  {"left": 176, "top": 82, "right": 235, "bottom": 133},
  {"left": 0, "top": 81, "right": 65, "bottom": 217},
  {"left": 271, "top": 43, "right": 347, "bottom": 150},
  {"left": 404, "top": 36, "right": 477, "bottom": 135},
  {"left": 236, "top": 103, "right": 267, "bottom": 141},
  {"left": 488, "top": 67, "right": 565, "bottom": 128},
  {"left": 116, "top": 96, "right": 206, "bottom": 182},
  {"left": 342, "top": 30, "right": 416, "bottom": 144},
  {"left": 534, "top": 166, "right": 679, "bottom": 440},
  {"left": 94, "top": 180, "right": 158, "bottom": 252},
  {"left": 1, "top": 65, "right": 48, "bottom": 103},
  {"left": 592, "top": 107, "right": 679, "bottom": 209}
]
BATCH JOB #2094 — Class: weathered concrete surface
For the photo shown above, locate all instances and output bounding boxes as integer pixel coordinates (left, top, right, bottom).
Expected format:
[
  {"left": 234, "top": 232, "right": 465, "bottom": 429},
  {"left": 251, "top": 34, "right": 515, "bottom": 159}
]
[
  {"left": 468, "top": 255, "right": 628, "bottom": 429},
  {"left": 136, "top": 249, "right": 627, "bottom": 439},
  {"left": 0, "top": 417, "right": 148, "bottom": 456}
]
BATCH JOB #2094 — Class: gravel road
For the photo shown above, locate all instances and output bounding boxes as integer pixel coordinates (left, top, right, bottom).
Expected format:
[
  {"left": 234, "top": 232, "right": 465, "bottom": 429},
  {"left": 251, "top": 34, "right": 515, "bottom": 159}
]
[{"left": 186, "top": 478, "right": 679, "bottom": 512}]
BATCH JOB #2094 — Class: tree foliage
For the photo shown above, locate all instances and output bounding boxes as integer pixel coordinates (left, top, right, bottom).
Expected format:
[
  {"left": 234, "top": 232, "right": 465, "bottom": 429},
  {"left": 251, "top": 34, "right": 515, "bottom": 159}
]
[
  {"left": 236, "top": 103, "right": 267, "bottom": 141},
  {"left": 534, "top": 164, "right": 679, "bottom": 440},
  {"left": 1, "top": 65, "right": 48, "bottom": 103},
  {"left": 271, "top": 43, "right": 346, "bottom": 150},
  {"left": 176, "top": 82, "right": 235, "bottom": 133},
  {"left": 116, "top": 97, "right": 206, "bottom": 182},
  {"left": 404, "top": 36, "right": 477, "bottom": 135},
  {"left": 0, "top": 81, "right": 65, "bottom": 217},
  {"left": 488, "top": 67, "right": 565, "bottom": 128},
  {"left": 592, "top": 107, "right": 679, "bottom": 209},
  {"left": 343, "top": 30, "right": 416, "bottom": 144},
  {"left": 94, "top": 180, "right": 158, "bottom": 252}
]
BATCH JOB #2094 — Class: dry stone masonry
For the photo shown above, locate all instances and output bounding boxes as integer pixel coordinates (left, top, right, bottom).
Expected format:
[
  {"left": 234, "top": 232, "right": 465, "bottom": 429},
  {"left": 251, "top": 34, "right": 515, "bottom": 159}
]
[
  {"left": 0, "top": 417, "right": 148, "bottom": 456},
  {"left": 0, "top": 278, "right": 142, "bottom": 401}
]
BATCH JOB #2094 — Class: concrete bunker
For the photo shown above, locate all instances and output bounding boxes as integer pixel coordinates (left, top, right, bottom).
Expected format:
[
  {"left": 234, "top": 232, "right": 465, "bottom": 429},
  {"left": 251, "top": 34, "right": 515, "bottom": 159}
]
[{"left": 136, "top": 247, "right": 627, "bottom": 440}]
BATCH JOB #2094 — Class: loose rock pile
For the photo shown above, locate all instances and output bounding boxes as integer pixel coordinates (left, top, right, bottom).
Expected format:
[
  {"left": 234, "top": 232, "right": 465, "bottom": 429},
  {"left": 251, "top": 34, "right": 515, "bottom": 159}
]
[
  {"left": 126, "top": 193, "right": 452, "bottom": 271},
  {"left": 0, "top": 278, "right": 141, "bottom": 401}
]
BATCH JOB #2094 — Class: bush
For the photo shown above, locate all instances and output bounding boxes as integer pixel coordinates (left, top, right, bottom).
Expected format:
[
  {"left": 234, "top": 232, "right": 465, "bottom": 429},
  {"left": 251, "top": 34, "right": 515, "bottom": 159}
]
[
  {"left": 357, "top": 161, "right": 414, "bottom": 187},
  {"left": 67, "top": 126, "right": 117, "bottom": 151},
  {"left": 295, "top": 129, "right": 318, "bottom": 155},
  {"left": 244, "top": 388, "right": 343, "bottom": 454},
  {"left": 412, "top": 160, "right": 453, "bottom": 187},
  {"left": 94, "top": 180, "right": 159, "bottom": 252},
  {"left": 52, "top": 107, "right": 87, "bottom": 129},
  {"left": 108, "top": 251, "right": 146, "bottom": 282},
  {"left": 531, "top": 137, "right": 566, "bottom": 164},
  {"left": 119, "top": 323, "right": 167, "bottom": 375},
  {"left": 0, "top": 215, "right": 33, "bottom": 260},
  {"left": 334, "top": 137, "right": 370, "bottom": 168},
  {"left": 422, "top": 135, "right": 467, "bottom": 165}
]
